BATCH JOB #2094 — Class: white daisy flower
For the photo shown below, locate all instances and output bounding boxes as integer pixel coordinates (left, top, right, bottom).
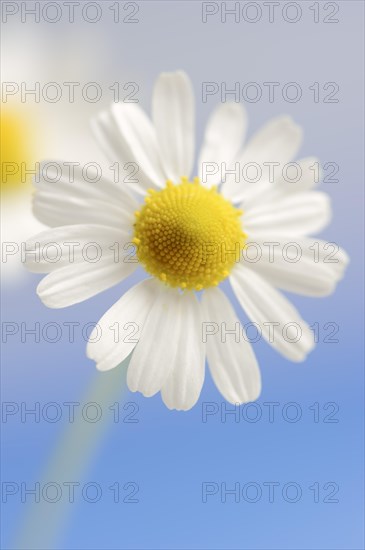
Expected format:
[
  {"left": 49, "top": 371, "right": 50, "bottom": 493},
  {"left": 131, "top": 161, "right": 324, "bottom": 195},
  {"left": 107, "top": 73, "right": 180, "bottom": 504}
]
[{"left": 26, "top": 71, "right": 348, "bottom": 411}]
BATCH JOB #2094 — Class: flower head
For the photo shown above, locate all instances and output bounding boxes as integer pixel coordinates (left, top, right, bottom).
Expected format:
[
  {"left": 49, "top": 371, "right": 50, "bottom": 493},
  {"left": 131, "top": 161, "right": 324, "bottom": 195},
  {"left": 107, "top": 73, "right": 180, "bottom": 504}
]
[{"left": 26, "top": 71, "right": 348, "bottom": 410}]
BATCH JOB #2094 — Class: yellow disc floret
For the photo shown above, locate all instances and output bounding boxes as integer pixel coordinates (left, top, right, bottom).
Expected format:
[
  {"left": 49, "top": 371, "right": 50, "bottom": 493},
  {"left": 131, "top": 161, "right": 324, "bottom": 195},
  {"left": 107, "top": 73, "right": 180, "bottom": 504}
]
[{"left": 133, "top": 177, "right": 246, "bottom": 290}]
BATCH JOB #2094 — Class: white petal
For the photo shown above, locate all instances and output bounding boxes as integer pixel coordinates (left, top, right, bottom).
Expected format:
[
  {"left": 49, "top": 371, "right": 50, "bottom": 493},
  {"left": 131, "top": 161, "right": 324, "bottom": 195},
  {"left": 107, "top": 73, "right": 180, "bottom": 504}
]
[
  {"left": 127, "top": 286, "right": 181, "bottom": 397},
  {"left": 242, "top": 236, "right": 349, "bottom": 296},
  {"left": 240, "top": 116, "right": 302, "bottom": 165},
  {"left": 87, "top": 279, "right": 158, "bottom": 372},
  {"left": 90, "top": 110, "right": 127, "bottom": 166},
  {"left": 198, "top": 102, "right": 247, "bottom": 187},
  {"left": 243, "top": 191, "right": 331, "bottom": 236},
  {"left": 201, "top": 287, "right": 261, "bottom": 404},
  {"left": 245, "top": 157, "right": 321, "bottom": 208},
  {"left": 36, "top": 253, "right": 136, "bottom": 308},
  {"left": 161, "top": 292, "right": 205, "bottom": 411},
  {"left": 111, "top": 103, "right": 167, "bottom": 186},
  {"left": 152, "top": 71, "right": 195, "bottom": 181},
  {"left": 25, "top": 224, "right": 126, "bottom": 273},
  {"left": 92, "top": 103, "right": 166, "bottom": 193},
  {"left": 34, "top": 161, "right": 138, "bottom": 228},
  {"left": 271, "top": 157, "right": 321, "bottom": 196},
  {"left": 221, "top": 116, "right": 302, "bottom": 204},
  {"left": 230, "top": 265, "right": 315, "bottom": 362}
]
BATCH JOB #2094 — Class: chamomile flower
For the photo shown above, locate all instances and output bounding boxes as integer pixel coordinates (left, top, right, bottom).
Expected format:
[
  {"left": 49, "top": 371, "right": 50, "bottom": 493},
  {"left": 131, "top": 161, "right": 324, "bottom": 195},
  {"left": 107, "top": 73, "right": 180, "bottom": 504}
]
[
  {"left": 1, "top": 107, "right": 46, "bottom": 282},
  {"left": 26, "top": 71, "right": 348, "bottom": 410}
]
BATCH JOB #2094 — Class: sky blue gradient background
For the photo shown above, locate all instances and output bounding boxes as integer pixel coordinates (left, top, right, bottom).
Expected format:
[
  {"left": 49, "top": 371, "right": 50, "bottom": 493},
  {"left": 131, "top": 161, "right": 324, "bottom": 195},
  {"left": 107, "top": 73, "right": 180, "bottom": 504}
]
[{"left": 1, "top": 1, "right": 364, "bottom": 549}]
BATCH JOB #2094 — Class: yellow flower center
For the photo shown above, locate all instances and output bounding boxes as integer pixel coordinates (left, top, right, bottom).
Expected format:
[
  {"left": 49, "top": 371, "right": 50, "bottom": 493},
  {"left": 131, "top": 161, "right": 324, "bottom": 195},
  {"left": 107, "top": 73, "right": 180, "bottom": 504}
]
[
  {"left": 1, "top": 108, "right": 35, "bottom": 194},
  {"left": 133, "top": 177, "right": 246, "bottom": 290}
]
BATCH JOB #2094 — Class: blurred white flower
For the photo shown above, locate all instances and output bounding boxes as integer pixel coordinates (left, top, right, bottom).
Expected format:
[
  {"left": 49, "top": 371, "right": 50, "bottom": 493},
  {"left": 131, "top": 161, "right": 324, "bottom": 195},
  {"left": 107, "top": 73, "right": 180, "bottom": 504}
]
[
  {"left": 1, "top": 106, "right": 46, "bottom": 282},
  {"left": 1, "top": 21, "right": 106, "bottom": 283}
]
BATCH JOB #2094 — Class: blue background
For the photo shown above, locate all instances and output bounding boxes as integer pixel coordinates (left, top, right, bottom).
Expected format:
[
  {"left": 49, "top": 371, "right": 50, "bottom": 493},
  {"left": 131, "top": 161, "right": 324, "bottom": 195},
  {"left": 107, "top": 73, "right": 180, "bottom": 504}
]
[{"left": 1, "top": 1, "right": 364, "bottom": 549}]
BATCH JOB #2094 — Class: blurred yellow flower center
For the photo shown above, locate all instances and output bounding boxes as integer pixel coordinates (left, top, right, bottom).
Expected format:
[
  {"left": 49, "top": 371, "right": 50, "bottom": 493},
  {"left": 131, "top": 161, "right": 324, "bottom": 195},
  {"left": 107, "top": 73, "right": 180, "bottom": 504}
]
[
  {"left": 133, "top": 178, "right": 245, "bottom": 290},
  {"left": 1, "top": 109, "right": 34, "bottom": 193}
]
